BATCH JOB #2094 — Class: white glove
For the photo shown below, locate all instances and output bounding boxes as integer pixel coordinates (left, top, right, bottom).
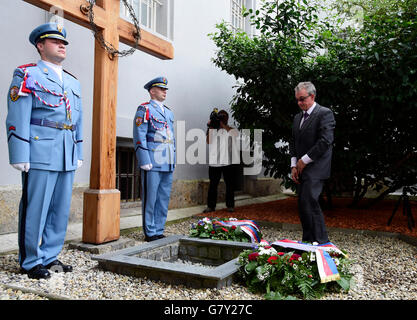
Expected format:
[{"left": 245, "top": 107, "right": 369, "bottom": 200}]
[
  {"left": 11, "top": 163, "right": 30, "bottom": 172},
  {"left": 77, "top": 160, "right": 83, "bottom": 169},
  {"left": 140, "top": 164, "right": 153, "bottom": 171}
]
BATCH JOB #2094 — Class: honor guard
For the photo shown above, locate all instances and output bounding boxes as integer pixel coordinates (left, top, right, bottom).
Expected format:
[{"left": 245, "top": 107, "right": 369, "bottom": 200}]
[
  {"left": 133, "top": 77, "right": 175, "bottom": 242},
  {"left": 5, "top": 23, "right": 83, "bottom": 279}
]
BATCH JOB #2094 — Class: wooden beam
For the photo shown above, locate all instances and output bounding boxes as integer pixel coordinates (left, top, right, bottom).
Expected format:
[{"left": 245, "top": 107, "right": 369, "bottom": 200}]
[
  {"left": 23, "top": 0, "right": 174, "bottom": 59},
  {"left": 83, "top": 0, "right": 121, "bottom": 244},
  {"left": 118, "top": 18, "right": 174, "bottom": 60}
]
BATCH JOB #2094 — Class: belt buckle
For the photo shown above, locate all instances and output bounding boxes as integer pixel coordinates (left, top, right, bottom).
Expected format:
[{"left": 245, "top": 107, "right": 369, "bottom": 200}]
[{"left": 63, "top": 124, "right": 72, "bottom": 130}]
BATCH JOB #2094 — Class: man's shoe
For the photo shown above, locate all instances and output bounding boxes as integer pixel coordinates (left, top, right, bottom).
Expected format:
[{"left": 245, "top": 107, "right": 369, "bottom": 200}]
[
  {"left": 203, "top": 207, "right": 214, "bottom": 213},
  {"left": 157, "top": 235, "right": 166, "bottom": 239},
  {"left": 144, "top": 235, "right": 159, "bottom": 242},
  {"left": 22, "top": 264, "right": 51, "bottom": 280},
  {"left": 44, "top": 260, "right": 73, "bottom": 273}
]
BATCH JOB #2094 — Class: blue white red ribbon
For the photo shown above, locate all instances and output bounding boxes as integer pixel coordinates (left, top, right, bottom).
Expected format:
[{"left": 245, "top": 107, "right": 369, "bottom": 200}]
[
  {"left": 271, "top": 239, "right": 345, "bottom": 283},
  {"left": 212, "top": 219, "right": 262, "bottom": 243}
]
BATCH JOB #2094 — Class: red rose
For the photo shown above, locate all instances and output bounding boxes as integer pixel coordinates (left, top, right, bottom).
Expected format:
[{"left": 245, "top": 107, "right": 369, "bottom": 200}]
[
  {"left": 248, "top": 252, "right": 259, "bottom": 261},
  {"left": 221, "top": 227, "right": 229, "bottom": 232},
  {"left": 277, "top": 252, "right": 285, "bottom": 256},
  {"left": 267, "top": 256, "right": 278, "bottom": 264},
  {"left": 264, "top": 245, "right": 272, "bottom": 249},
  {"left": 211, "top": 231, "right": 215, "bottom": 234},
  {"left": 290, "top": 253, "right": 301, "bottom": 261},
  {"left": 232, "top": 225, "right": 237, "bottom": 230}
]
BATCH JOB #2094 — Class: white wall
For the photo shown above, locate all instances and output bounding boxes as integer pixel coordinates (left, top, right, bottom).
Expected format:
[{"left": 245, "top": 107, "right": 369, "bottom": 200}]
[{"left": 0, "top": 0, "right": 241, "bottom": 186}]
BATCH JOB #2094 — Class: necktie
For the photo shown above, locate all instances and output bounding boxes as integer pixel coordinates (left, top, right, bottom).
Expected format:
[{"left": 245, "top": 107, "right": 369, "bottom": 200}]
[{"left": 300, "top": 111, "right": 309, "bottom": 128}]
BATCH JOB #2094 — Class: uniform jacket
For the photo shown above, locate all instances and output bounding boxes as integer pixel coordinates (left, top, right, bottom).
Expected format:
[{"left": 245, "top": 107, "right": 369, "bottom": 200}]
[
  {"left": 289, "top": 103, "right": 335, "bottom": 180},
  {"left": 133, "top": 100, "right": 175, "bottom": 172},
  {"left": 6, "top": 60, "right": 83, "bottom": 171}
]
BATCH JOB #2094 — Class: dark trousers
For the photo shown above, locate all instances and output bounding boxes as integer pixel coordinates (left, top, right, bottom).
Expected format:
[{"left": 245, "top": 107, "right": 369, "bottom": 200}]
[
  {"left": 207, "top": 165, "right": 236, "bottom": 209},
  {"left": 297, "top": 178, "right": 329, "bottom": 244}
]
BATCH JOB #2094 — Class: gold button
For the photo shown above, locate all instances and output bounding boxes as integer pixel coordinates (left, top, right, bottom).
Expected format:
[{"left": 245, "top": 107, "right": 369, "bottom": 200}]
[
  {"left": 34, "top": 136, "right": 39, "bottom": 140},
  {"left": 43, "top": 68, "right": 48, "bottom": 73}
]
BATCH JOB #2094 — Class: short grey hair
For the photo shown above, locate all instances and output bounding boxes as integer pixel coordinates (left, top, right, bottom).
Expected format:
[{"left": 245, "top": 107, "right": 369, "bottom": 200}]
[{"left": 295, "top": 82, "right": 316, "bottom": 96}]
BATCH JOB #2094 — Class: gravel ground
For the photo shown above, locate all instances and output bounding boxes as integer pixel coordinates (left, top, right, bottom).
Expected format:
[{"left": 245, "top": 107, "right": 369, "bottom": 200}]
[{"left": 1, "top": 218, "right": 416, "bottom": 300}]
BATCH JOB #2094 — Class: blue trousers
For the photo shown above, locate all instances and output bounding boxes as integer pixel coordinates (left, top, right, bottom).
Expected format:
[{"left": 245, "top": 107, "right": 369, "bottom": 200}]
[
  {"left": 18, "top": 169, "right": 75, "bottom": 270},
  {"left": 141, "top": 170, "right": 173, "bottom": 238}
]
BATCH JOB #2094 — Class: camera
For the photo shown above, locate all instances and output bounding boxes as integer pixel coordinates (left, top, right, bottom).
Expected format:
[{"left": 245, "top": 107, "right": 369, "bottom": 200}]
[{"left": 208, "top": 108, "right": 222, "bottom": 129}]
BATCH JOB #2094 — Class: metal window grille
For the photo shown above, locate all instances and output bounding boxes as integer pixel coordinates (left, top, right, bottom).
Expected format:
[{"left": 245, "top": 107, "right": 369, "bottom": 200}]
[{"left": 116, "top": 138, "right": 141, "bottom": 202}]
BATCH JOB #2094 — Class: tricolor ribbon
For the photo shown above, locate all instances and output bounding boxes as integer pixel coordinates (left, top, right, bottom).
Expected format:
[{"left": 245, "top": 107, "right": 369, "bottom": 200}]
[
  {"left": 271, "top": 239, "right": 346, "bottom": 283},
  {"left": 212, "top": 219, "right": 262, "bottom": 243}
]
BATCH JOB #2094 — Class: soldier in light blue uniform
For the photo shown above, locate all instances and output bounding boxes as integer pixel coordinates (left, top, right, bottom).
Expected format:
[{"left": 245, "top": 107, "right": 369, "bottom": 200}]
[
  {"left": 5, "top": 23, "right": 83, "bottom": 279},
  {"left": 133, "top": 77, "right": 175, "bottom": 242}
]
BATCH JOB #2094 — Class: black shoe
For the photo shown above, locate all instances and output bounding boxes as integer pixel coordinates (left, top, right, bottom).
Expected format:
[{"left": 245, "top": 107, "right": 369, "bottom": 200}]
[
  {"left": 44, "top": 260, "right": 73, "bottom": 273},
  {"left": 22, "top": 264, "right": 51, "bottom": 280},
  {"left": 203, "top": 207, "right": 214, "bottom": 213},
  {"left": 157, "top": 235, "right": 166, "bottom": 239},
  {"left": 144, "top": 235, "right": 159, "bottom": 242}
]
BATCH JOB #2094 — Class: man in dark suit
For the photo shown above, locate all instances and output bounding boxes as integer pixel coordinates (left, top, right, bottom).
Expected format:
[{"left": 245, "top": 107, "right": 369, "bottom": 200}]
[{"left": 289, "top": 82, "right": 335, "bottom": 244}]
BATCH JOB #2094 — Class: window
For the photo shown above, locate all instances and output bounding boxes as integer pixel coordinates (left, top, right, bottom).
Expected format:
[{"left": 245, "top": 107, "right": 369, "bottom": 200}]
[
  {"left": 120, "top": 0, "right": 174, "bottom": 40},
  {"left": 230, "top": 0, "right": 256, "bottom": 35},
  {"left": 116, "top": 138, "right": 141, "bottom": 203}
]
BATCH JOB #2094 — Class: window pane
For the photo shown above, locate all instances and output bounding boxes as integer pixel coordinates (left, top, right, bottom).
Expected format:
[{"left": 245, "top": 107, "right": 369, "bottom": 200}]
[{"left": 141, "top": 0, "right": 148, "bottom": 27}]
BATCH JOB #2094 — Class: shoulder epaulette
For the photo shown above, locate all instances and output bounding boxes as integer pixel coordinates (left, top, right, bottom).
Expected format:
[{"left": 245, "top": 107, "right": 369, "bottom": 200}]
[
  {"left": 140, "top": 102, "right": 150, "bottom": 106},
  {"left": 14, "top": 63, "right": 36, "bottom": 78},
  {"left": 64, "top": 69, "right": 78, "bottom": 80},
  {"left": 17, "top": 63, "right": 37, "bottom": 69}
]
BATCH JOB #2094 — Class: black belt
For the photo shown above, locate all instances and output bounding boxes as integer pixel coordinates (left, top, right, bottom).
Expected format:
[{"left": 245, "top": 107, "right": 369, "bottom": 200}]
[
  {"left": 146, "top": 137, "right": 174, "bottom": 144},
  {"left": 30, "top": 118, "right": 76, "bottom": 131}
]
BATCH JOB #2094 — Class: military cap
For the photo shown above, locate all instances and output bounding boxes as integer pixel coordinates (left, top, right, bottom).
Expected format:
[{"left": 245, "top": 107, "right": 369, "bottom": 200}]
[
  {"left": 29, "top": 22, "right": 69, "bottom": 46},
  {"left": 144, "top": 77, "right": 168, "bottom": 91}
]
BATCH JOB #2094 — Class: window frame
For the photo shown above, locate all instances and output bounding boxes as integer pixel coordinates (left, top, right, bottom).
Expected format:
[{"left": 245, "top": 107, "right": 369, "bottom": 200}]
[{"left": 120, "top": 0, "right": 173, "bottom": 41}]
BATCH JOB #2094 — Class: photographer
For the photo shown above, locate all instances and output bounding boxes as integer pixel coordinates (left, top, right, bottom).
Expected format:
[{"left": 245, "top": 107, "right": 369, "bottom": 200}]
[{"left": 203, "top": 110, "right": 239, "bottom": 213}]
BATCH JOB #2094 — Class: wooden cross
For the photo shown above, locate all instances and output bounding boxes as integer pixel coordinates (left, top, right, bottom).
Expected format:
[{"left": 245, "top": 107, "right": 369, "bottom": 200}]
[{"left": 23, "top": 0, "right": 174, "bottom": 244}]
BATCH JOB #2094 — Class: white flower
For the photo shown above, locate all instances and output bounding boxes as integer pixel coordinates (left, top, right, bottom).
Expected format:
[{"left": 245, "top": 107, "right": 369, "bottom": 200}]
[
  {"left": 229, "top": 218, "right": 237, "bottom": 221},
  {"left": 203, "top": 217, "right": 212, "bottom": 224},
  {"left": 310, "top": 253, "right": 316, "bottom": 262},
  {"left": 293, "top": 264, "right": 298, "bottom": 270},
  {"left": 313, "top": 242, "right": 319, "bottom": 246},
  {"left": 259, "top": 247, "right": 277, "bottom": 256},
  {"left": 334, "top": 258, "right": 340, "bottom": 266}
]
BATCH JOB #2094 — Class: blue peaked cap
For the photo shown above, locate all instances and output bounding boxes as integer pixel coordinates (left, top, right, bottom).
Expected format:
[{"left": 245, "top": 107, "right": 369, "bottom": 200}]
[
  {"left": 29, "top": 22, "right": 68, "bottom": 46},
  {"left": 144, "top": 77, "right": 168, "bottom": 91}
]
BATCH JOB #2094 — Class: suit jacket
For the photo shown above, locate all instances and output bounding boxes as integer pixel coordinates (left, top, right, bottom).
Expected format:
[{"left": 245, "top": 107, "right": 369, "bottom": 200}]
[
  {"left": 289, "top": 103, "right": 335, "bottom": 180},
  {"left": 6, "top": 60, "right": 83, "bottom": 171},
  {"left": 133, "top": 100, "right": 175, "bottom": 172}
]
